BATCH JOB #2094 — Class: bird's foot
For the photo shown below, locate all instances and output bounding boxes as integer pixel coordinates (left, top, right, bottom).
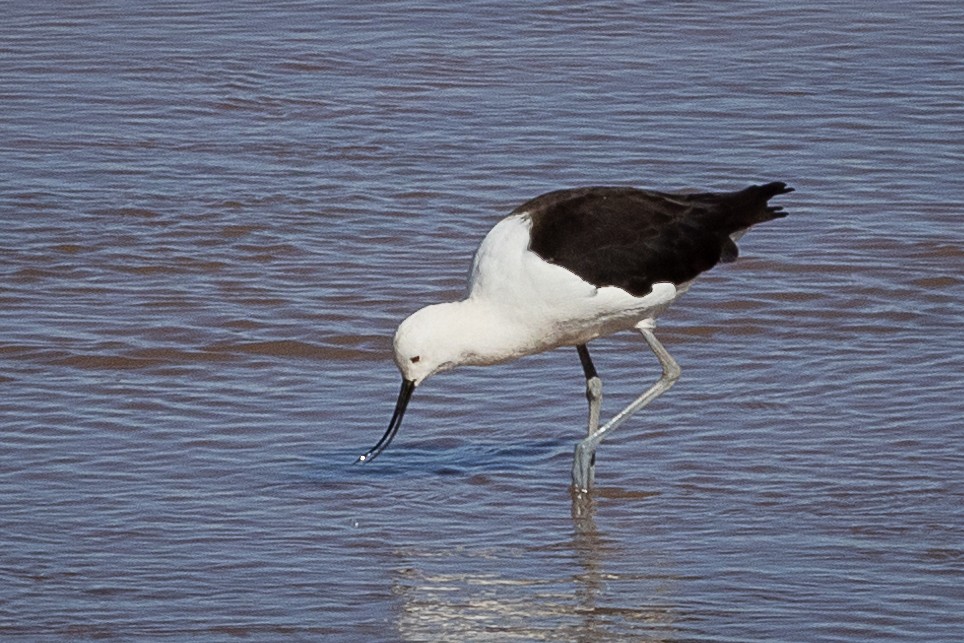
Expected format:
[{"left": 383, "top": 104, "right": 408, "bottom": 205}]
[{"left": 571, "top": 440, "right": 596, "bottom": 493}]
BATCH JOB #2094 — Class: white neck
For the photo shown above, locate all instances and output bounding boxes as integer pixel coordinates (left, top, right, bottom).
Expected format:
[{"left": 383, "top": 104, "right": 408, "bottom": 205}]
[{"left": 422, "top": 298, "right": 542, "bottom": 367}]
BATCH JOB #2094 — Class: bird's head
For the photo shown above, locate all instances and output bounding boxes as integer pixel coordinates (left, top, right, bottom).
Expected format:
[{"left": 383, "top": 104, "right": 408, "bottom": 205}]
[{"left": 392, "top": 303, "right": 463, "bottom": 385}]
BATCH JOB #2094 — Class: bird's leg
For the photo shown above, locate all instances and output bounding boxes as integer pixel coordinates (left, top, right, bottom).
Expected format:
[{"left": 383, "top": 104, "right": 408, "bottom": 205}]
[
  {"left": 572, "top": 322, "right": 681, "bottom": 492},
  {"left": 575, "top": 344, "right": 602, "bottom": 489}
]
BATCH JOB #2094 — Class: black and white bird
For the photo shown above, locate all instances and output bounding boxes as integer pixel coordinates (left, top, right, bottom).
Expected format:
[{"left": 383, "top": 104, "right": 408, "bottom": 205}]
[{"left": 358, "top": 181, "right": 794, "bottom": 491}]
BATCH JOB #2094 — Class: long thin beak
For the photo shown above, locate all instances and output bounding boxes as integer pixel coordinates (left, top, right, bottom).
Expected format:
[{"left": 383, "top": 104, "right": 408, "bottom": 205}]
[{"left": 356, "top": 379, "right": 416, "bottom": 463}]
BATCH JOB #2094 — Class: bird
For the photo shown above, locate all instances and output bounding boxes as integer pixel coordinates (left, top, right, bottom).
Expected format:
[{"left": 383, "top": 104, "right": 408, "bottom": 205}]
[{"left": 357, "top": 181, "right": 794, "bottom": 491}]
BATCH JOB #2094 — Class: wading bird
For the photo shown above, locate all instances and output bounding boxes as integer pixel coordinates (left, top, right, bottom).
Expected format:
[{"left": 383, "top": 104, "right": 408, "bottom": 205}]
[{"left": 358, "top": 181, "right": 793, "bottom": 491}]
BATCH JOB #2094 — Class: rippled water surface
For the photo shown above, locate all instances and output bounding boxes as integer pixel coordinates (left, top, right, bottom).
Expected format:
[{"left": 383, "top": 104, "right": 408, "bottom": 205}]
[{"left": 2, "top": 1, "right": 962, "bottom": 640}]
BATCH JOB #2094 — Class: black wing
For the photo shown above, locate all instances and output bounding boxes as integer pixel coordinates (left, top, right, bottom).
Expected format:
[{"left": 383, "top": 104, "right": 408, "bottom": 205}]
[{"left": 519, "top": 182, "right": 793, "bottom": 297}]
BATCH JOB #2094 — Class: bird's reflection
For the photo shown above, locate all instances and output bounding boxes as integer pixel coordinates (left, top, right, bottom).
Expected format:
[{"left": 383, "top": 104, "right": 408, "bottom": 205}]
[
  {"left": 570, "top": 488, "right": 606, "bottom": 636},
  {"left": 387, "top": 488, "right": 677, "bottom": 641}
]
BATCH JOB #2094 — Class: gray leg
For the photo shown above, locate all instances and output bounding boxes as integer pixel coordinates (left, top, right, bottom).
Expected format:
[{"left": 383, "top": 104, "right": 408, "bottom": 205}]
[
  {"left": 575, "top": 344, "right": 603, "bottom": 489},
  {"left": 572, "top": 323, "right": 681, "bottom": 492}
]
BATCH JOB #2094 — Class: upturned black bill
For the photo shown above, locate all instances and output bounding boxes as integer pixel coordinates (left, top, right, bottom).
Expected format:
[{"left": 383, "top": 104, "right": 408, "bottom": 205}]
[{"left": 356, "top": 379, "right": 415, "bottom": 463}]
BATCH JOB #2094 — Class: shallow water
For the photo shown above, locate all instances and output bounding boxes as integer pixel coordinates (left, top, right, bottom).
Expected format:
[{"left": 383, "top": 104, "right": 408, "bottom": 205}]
[{"left": 2, "top": 1, "right": 962, "bottom": 640}]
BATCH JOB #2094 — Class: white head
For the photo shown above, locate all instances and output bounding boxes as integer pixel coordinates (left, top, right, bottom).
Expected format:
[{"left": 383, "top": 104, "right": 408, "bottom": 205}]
[{"left": 392, "top": 303, "right": 466, "bottom": 385}]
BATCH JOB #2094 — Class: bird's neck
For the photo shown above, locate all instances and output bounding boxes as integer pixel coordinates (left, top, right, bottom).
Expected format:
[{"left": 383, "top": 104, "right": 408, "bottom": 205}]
[{"left": 428, "top": 298, "right": 545, "bottom": 367}]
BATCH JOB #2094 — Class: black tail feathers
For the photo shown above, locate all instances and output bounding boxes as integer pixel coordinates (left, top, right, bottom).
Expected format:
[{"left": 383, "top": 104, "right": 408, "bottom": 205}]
[
  {"left": 756, "top": 181, "right": 794, "bottom": 219},
  {"left": 727, "top": 181, "right": 794, "bottom": 228},
  {"left": 758, "top": 181, "right": 795, "bottom": 198}
]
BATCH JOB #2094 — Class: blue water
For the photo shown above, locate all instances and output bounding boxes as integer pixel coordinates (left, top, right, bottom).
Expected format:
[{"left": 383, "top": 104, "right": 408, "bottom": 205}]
[{"left": 2, "top": 1, "right": 962, "bottom": 640}]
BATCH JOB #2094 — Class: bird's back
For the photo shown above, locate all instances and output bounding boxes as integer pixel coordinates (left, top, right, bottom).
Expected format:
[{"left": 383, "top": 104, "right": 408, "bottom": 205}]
[{"left": 519, "top": 182, "right": 793, "bottom": 297}]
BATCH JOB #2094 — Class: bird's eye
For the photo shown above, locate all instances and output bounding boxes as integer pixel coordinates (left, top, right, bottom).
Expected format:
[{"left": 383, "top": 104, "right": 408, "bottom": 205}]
[{"left": 410, "top": 356, "right": 420, "bottom": 363}]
